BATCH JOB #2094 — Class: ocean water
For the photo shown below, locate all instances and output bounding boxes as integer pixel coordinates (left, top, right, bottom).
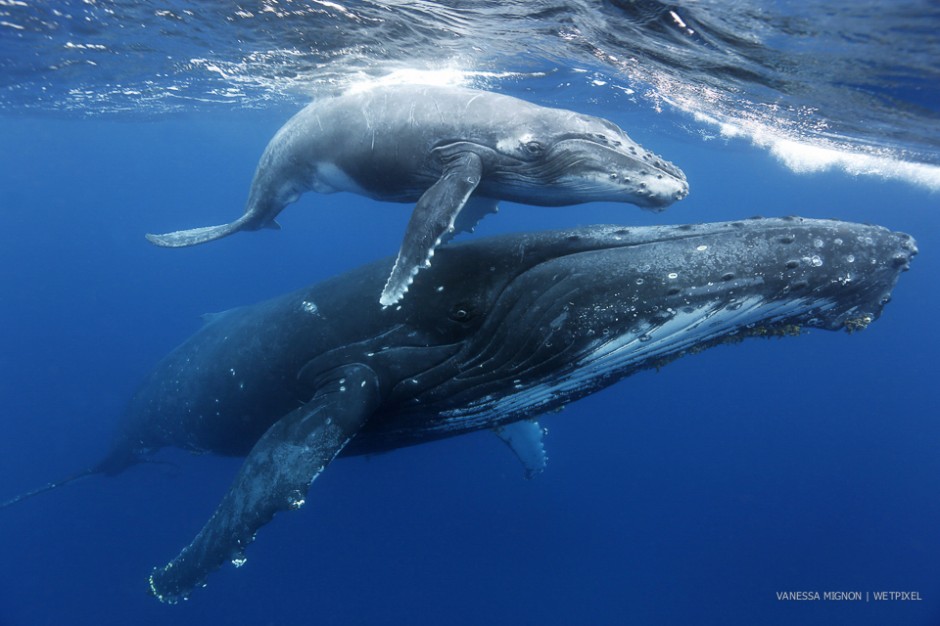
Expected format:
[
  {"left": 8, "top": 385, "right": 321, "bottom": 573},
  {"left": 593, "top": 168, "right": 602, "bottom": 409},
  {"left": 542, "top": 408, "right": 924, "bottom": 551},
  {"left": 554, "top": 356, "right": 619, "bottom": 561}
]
[{"left": 1, "top": 2, "right": 938, "bottom": 625}]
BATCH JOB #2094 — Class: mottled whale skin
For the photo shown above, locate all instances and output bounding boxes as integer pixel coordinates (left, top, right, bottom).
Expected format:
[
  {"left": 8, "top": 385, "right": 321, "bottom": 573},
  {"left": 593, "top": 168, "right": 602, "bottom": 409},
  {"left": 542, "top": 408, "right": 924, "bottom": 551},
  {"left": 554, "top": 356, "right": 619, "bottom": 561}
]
[
  {"left": 145, "top": 85, "right": 689, "bottom": 305},
  {"left": 5, "top": 218, "right": 916, "bottom": 602}
]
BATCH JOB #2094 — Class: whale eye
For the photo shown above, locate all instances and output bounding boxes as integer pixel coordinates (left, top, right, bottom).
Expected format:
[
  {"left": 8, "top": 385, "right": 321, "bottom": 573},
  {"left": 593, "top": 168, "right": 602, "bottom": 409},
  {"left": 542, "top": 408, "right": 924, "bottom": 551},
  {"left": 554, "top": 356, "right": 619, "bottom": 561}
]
[
  {"left": 523, "top": 141, "right": 544, "bottom": 157},
  {"left": 448, "top": 302, "right": 476, "bottom": 323}
]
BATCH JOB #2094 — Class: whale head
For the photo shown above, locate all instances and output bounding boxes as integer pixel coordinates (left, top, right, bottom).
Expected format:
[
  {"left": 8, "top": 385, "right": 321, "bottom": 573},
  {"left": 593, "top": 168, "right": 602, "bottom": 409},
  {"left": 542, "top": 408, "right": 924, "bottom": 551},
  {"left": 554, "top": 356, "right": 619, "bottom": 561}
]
[
  {"left": 389, "top": 217, "right": 915, "bottom": 431},
  {"left": 482, "top": 109, "right": 689, "bottom": 210}
]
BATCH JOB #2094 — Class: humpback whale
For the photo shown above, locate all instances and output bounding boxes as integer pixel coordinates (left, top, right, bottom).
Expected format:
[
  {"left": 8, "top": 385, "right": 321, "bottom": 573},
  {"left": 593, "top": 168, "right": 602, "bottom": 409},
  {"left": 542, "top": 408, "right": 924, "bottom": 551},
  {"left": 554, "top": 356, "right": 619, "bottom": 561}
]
[
  {"left": 2, "top": 218, "right": 915, "bottom": 602},
  {"left": 145, "top": 85, "right": 689, "bottom": 305}
]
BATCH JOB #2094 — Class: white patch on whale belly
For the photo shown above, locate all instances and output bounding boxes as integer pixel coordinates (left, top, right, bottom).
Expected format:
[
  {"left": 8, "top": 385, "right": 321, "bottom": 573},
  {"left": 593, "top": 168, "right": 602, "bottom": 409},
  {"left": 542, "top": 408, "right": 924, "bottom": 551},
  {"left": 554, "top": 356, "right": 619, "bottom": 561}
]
[{"left": 311, "top": 162, "right": 366, "bottom": 194}]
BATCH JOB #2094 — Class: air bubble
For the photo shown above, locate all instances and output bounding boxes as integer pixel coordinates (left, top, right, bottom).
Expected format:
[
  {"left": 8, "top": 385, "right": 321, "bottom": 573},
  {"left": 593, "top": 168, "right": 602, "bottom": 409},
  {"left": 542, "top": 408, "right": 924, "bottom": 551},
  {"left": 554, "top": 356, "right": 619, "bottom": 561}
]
[
  {"left": 810, "top": 255, "right": 823, "bottom": 267},
  {"left": 667, "top": 272, "right": 678, "bottom": 279},
  {"left": 846, "top": 254, "right": 855, "bottom": 263}
]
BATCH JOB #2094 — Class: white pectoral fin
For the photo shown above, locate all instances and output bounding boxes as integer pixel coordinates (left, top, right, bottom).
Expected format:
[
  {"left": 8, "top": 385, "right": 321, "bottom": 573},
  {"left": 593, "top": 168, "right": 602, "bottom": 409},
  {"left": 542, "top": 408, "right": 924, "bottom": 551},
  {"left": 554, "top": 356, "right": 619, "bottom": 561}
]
[
  {"left": 494, "top": 420, "right": 549, "bottom": 479},
  {"left": 379, "top": 151, "right": 484, "bottom": 307}
]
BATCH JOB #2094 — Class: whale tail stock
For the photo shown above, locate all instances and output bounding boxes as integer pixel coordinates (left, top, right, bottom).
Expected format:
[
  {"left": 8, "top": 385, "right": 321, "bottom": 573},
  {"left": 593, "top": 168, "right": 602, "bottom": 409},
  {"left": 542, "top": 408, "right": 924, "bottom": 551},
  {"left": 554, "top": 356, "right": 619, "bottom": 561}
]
[
  {"left": 0, "top": 446, "right": 141, "bottom": 512},
  {"left": 145, "top": 213, "right": 281, "bottom": 248}
]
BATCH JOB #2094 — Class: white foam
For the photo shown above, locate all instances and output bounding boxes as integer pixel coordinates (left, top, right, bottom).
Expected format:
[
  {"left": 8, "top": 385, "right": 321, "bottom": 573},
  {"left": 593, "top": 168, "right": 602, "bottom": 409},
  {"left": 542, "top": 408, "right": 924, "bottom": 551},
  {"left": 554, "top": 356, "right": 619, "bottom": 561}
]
[
  {"left": 343, "top": 67, "right": 546, "bottom": 96},
  {"left": 689, "top": 109, "right": 940, "bottom": 192},
  {"left": 346, "top": 67, "right": 473, "bottom": 94}
]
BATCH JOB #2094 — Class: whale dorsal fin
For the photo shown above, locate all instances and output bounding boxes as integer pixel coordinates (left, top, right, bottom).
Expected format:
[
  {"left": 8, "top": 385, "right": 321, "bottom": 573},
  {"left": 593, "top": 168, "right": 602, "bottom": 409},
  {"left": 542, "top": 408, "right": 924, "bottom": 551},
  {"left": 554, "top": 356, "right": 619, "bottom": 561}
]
[
  {"left": 148, "top": 363, "right": 380, "bottom": 603},
  {"left": 494, "top": 420, "right": 548, "bottom": 479}
]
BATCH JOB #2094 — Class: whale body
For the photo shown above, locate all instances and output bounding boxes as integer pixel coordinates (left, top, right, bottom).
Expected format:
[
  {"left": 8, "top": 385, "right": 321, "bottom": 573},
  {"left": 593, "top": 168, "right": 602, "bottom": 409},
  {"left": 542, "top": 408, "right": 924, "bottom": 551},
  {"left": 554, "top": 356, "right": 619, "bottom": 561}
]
[
  {"left": 4, "top": 218, "right": 916, "bottom": 602},
  {"left": 146, "top": 85, "right": 689, "bottom": 305}
]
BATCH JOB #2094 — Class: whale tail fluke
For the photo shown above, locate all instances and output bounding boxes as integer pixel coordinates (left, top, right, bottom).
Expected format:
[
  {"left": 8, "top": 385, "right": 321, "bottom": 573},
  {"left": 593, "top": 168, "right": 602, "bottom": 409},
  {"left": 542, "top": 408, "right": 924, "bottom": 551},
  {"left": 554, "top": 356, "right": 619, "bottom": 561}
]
[
  {"left": 146, "top": 221, "right": 243, "bottom": 248},
  {"left": 0, "top": 447, "right": 140, "bottom": 512},
  {"left": 146, "top": 214, "right": 282, "bottom": 248},
  {"left": 146, "top": 208, "right": 283, "bottom": 247},
  {"left": 0, "top": 467, "right": 100, "bottom": 511}
]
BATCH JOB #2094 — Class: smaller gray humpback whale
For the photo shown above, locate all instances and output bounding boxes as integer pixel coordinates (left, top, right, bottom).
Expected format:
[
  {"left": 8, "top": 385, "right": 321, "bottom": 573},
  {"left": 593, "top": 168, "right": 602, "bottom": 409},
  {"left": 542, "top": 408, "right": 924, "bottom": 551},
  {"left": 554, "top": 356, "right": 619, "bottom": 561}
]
[
  {"left": 145, "top": 84, "right": 689, "bottom": 305},
  {"left": 2, "top": 218, "right": 915, "bottom": 602}
]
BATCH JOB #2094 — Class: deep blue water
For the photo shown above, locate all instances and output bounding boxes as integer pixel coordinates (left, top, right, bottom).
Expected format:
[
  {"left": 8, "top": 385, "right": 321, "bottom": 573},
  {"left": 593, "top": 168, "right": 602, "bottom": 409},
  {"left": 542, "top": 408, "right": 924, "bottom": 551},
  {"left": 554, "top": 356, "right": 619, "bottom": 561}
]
[
  {"left": 2, "top": 1, "right": 940, "bottom": 622},
  {"left": 1, "top": 94, "right": 937, "bottom": 625}
]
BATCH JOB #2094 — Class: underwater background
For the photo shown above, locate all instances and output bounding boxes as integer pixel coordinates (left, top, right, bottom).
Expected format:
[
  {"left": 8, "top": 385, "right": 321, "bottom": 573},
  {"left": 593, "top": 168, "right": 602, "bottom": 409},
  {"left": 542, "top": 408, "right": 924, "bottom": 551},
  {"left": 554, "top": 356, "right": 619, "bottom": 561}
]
[{"left": 1, "top": 1, "right": 938, "bottom": 624}]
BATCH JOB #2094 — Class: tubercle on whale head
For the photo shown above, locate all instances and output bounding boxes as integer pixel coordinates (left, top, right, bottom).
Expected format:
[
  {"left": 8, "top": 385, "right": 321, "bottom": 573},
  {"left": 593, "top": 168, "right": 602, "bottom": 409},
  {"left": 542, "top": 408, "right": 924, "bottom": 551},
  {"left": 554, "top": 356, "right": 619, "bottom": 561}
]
[
  {"left": 515, "top": 134, "right": 690, "bottom": 210},
  {"left": 589, "top": 140, "right": 689, "bottom": 209},
  {"left": 568, "top": 112, "right": 689, "bottom": 209},
  {"left": 483, "top": 105, "right": 689, "bottom": 210}
]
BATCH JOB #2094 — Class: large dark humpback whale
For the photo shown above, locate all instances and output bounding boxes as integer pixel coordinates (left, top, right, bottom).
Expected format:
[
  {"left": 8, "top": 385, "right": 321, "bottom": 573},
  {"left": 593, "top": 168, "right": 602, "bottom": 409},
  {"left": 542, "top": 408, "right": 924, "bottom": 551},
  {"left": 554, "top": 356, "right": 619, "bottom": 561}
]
[
  {"left": 2, "top": 218, "right": 915, "bottom": 602},
  {"left": 145, "top": 85, "right": 689, "bottom": 305}
]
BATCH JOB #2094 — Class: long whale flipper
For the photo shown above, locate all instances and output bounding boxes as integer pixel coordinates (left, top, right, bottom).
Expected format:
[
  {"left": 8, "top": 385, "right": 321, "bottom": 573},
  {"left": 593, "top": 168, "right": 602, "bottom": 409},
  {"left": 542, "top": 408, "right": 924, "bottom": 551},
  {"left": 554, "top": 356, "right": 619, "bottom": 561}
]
[
  {"left": 380, "top": 151, "right": 483, "bottom": 306},
  {"left": 493, "top": 420, "right": 548, "bottom": 479},
  {"left": 147, "top": 364, "right": 380, "bottom": 603}
]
